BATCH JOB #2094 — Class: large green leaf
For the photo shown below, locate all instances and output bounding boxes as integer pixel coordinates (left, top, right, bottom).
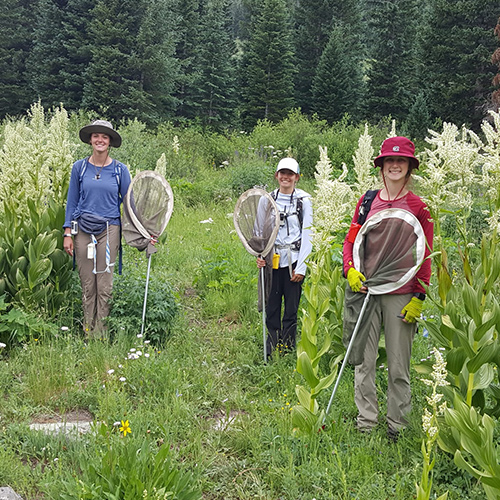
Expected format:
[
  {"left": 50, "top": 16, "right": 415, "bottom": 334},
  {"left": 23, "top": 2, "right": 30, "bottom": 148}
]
[
  {"left": 50, "top": 248, "right": 70, "bottom": 272},
  {"left": 447, "top": 347, "right": 468, "bottom": 375},
  {"left": 27, "top": 258, "right": 53, "bottom": 289},
  {"left": 462, "top": 282, "right": 481, "bottom": 326},
  {"left": 295, "top": 384, "right": 312, "bottom": 409},
  {"left": 442, "top": 315, "right": 475, "bottom": 358},
  {"left": 467, "top": 343, "right": 498, "bottom": 373},
  {"left": 472, "top": 364, "right": 495, "bottom": 391},
  {"left": 291, "top": 405, "right": 316, "bottom": 434},
  {"left": 29, "top": 233, "right": 58, "bottom": 261},
  {"left": 12, "top": 237, "right": 25, "bottom": 260},
  {"left": 297, "top": 351, "right": 319, "bottom": 388},
  {"left": 311, "top": 369, "right": 337, "bottom": 398},
  {"left": 472, "top": 314, "right": 497, "bottom": 343}
]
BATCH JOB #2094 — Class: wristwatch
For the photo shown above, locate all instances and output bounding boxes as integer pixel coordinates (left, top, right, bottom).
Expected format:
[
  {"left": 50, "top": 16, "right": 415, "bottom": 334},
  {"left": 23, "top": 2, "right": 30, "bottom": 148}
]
[
  {"left": 63, "top": 234, "right": 72, "bottom": 238},
  {"left": 413, "top": 292, "right": 426, "bottom": 301}
]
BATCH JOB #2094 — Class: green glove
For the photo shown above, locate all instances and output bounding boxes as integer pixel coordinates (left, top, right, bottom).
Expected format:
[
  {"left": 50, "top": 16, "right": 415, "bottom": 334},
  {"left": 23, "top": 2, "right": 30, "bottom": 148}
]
[
  {"left": 400, "top": 297, "right": 423, "bottom": 323},
  {"left": 347, "top": 267, "right": 366, "bottom": 292}
]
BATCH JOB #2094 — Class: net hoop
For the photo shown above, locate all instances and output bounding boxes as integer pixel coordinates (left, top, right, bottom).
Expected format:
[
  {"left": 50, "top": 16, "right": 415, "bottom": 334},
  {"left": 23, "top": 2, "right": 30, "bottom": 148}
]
[
  {"left": 353, "top": 208, "right": 426, "bottom": 295},
  {"left": 233, "top": 188, "right": 280, "bottom": 257},
  {"left": 124, "top": 170, "right": 174, "bottom": 240}
]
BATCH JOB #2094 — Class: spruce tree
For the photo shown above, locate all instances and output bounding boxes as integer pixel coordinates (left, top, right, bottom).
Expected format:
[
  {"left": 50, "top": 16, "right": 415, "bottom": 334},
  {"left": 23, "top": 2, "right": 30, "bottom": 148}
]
[
  {"left": 27, "top": 0, "right": 93, "bottom": 111},
  {"left": 418, "top": 0, "right": 497, "bottom": 128},
  {"left": 0, "top": 0, "right": 33, "bottom": 117},
  {"left": 365, "top": 0, "right": 421, "bottom": 122},
  {"left": 311, "top": 23, "right": 365, "bottom": 122},
  {"left": 492, "top": 16, "right": 500, "bottom": 109},
  {"left": 293, "top": 0, "right": 336, "bottom": 114},
  {"left": 196, "top": 0, "right": 237, "bottom": 128},
  {"left": 82, "top": 0, "right": 167, "bottom": 123},
  {"left": 239, "top": 0, "right": 295, "bottom": 129},
  {"left": 172, "top": 0, "right": 203, "bottom": 121},
  {"left": 135, "top": 0, "right": 179, "bottom": 124}
]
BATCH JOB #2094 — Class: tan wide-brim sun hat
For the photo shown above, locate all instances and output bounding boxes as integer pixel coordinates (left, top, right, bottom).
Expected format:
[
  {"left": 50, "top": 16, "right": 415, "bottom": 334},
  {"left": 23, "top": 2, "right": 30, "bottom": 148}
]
[{"left": 79, "top": 120, "right": 122, "bottom": 148}]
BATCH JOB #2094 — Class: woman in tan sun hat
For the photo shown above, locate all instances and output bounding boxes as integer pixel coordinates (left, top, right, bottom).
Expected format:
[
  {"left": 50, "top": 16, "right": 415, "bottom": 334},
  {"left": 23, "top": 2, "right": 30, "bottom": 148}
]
[
  {"left": 63, "top": 120, "right": 131, "bottom": 336},
  {"left": 343, "top": 136, "right": 434, "bottom": 441}
]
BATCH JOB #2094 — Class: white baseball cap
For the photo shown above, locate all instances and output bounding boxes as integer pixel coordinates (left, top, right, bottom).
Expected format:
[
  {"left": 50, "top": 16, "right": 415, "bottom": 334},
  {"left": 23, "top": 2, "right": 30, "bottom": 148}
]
[{"left": 275, "top": 158, "right": 300, "bottom": 174}]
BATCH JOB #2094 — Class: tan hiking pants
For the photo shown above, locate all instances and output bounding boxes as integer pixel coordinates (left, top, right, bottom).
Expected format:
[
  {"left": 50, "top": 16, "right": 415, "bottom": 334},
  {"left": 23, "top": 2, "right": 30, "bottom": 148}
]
[{"left": 74, "top": 225, "right": 120, "bottom": 336}]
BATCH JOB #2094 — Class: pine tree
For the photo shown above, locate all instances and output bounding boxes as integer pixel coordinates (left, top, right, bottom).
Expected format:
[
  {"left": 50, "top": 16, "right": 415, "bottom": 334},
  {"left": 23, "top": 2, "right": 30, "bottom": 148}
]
[
  {"left": 196, "top": 0, "right": 237, "bottom": 128},
  {"left": 293, "top": 0, "right": 336, "bottom": 114},
  {"left": 240, "top": 0, "right": 295, "bottom": 129},
  {"left": 0, "top": 0, "right": 33, "bottom": 117},
  {"left": 418, "top": 0, "right": 497, "bottom": 128},
  {"left": 365, "top": 0, "right": 421, "bottom": 122}
]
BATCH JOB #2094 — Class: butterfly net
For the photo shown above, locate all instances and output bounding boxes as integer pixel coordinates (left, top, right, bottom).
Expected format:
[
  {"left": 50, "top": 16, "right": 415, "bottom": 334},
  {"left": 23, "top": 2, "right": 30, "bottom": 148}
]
[
  {"left": 122, "top": 171, "right": 174, "bottom": 257},
  {"left": 233, "top": 188, "right": 280, "bottom": 258},
  {"left": 343, "top": 208, "right": 426, "bottom": 364}
]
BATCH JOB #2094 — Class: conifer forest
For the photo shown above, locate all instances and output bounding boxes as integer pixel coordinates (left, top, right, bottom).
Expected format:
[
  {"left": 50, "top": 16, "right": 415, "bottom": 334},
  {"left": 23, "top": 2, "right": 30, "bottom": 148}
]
[{"left": 1, "top": 0, "right": 499, "bottom": 133}]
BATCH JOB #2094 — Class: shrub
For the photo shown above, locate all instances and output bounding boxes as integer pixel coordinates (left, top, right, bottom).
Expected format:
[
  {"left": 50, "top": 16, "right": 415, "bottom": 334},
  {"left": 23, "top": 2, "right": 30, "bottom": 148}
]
[{"left": 109, "top": 270, "right": 178, "bottom": 345}]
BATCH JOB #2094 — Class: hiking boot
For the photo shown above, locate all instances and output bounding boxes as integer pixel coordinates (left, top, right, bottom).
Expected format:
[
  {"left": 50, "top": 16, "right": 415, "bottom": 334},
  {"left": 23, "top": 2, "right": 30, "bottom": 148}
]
[{"left": 387, "top": 427, "right": 400, "bottom": 443}]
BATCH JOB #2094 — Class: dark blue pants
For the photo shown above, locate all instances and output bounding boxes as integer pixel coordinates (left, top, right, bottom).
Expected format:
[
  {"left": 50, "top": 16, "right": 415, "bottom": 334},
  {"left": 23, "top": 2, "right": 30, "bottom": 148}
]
[{"left": 265, "top": 264, "right": 302, "bottom": 356}]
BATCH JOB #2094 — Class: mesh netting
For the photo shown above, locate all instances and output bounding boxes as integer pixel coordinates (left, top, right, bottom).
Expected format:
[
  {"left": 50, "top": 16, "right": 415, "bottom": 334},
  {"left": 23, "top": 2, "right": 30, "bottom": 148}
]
[
  {"left": 122, "top": 171, "right": 174, "bottom": 256},
  {"left": 353, "top": 208, "right": 426, "bottom": 294},
  {"left": 233, "top": 188, "right": 280, "bottom": 257}
]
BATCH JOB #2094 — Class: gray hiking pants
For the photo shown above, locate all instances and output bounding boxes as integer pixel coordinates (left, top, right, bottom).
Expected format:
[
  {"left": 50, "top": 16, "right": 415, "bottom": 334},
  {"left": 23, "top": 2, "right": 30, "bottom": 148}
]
[{"left": 354, "top": 293, "right": 416, "bottom": 431}]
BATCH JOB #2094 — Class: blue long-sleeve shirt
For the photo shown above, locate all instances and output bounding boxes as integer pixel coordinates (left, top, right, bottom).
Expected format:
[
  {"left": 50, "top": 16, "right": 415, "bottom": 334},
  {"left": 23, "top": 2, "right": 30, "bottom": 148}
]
[{"left": 63, "top": 158, "right": 132, "bottom": 228}]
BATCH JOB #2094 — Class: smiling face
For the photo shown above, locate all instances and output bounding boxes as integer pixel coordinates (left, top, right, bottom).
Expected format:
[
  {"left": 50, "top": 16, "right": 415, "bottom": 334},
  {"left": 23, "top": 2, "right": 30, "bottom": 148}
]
[
  {"left": 90, "top": 133, "right": 110, "bottom": 154},
  {"left": 275, "top": 168, "right": 300, "bottom": 193},
  {"left": 382, "top": 156, "right": 410, "bottom": 183}
]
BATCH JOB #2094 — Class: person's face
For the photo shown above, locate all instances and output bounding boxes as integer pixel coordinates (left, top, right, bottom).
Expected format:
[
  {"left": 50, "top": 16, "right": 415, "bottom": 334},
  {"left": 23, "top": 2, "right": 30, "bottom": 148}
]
[
  {"left": 90, "top": 133, "right": 110, "bottom": 153},
  {"left": 275, "top": 169, "right": 299, "bottom": 190},
  {"left": 382, "top": 156, "right": 410, "bottom": 182}
]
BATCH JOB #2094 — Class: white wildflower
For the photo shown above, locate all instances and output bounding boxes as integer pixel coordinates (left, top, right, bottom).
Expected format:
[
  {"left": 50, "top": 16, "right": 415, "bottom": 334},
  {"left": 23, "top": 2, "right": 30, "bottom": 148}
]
[
  {"left": 119, "top": 377, "right": 126, "bottom": 382},
  {"left": 353, "top": 124, "right": 377, "bottom": 197},
  {"left": 312, "top": 146, "right": 354, "bottom": 247},
  {"left": 155, "top": 153, "right": 167, "bottom": 178},
  {"left": 172, "top": 135, "right": 180, "bottom": 154},
  {"left": 107, "top": 369, "right": 115, "bottom": 375}
]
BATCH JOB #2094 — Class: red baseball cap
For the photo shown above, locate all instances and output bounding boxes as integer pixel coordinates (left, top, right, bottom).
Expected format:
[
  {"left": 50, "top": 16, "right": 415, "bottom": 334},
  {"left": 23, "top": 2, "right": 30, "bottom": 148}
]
[{"left": 374, "top": 136, "right": 419, "bottom": 169}]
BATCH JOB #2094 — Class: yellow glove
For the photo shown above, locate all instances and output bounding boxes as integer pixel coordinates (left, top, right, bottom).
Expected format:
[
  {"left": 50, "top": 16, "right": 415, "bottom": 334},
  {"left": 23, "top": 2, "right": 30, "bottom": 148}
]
[
  {"left": 400, "top": 297, "right": 423, "bottom": 323},
  {"left": 347, "top": 267, "right": 366, "bottom": 292}
]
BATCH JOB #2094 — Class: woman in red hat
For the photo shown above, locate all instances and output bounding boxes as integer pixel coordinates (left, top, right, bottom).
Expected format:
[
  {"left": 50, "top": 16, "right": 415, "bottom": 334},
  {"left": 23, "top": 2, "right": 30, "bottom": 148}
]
[
  {"left": 342, "top": 136, "right": 433, "bottom": 441},
  {"left": 63, "top": 120, "right": 131, "bottom": 337}
]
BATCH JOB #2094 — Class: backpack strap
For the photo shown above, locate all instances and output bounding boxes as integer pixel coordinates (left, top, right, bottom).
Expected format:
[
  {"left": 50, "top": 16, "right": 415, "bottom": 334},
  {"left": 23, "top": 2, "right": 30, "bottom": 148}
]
[
  {"left": 79, "top": 157, "right": 89, "bottom": 183},
  {"left": 357, "top": 189, "right": 379, "bottom": 225}
]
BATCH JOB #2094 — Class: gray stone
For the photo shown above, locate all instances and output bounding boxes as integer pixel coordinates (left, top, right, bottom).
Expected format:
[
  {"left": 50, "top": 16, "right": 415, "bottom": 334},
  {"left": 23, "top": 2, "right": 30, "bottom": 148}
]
[
  {"left": 0, "top": 486, "right": 24, "bottom": 500},
  {"left": 29, "top": 420, "right": 92, "bottom": 436}
]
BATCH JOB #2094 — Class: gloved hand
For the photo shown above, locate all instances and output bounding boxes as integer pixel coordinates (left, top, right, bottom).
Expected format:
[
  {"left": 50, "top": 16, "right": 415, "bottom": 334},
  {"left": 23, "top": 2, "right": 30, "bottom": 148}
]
[
  {"left": 347, "top": 267, "right": 366, "bottom": 292},
  {"left": 400, "top": 297, "right": 423, "bottom": 323}
]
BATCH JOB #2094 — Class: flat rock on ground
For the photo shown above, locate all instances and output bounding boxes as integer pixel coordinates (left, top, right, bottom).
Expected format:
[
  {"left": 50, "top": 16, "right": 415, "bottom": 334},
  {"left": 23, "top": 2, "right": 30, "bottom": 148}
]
[
  {"left": 0, "top": 487, "right": 23, "bottom": 500},
  {"left": 28, "top": 409, "right": 93, "bottom": 436}
]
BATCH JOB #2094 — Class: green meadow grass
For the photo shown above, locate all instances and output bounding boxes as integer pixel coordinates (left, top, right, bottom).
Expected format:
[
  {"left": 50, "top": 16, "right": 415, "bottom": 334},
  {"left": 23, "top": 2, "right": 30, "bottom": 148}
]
[{"left": 0, "top": 199, "right": 486, "bottom": 500}]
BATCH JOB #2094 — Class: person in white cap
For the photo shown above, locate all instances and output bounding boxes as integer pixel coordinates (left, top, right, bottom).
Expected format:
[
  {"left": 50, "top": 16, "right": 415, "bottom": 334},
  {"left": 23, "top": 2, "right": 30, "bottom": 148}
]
[
  {"left": 63, "top": 120, "right": 131, "bottom": 337},
  {"left": 257, "top": 157, "right": 313, "bottom": 358}
]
